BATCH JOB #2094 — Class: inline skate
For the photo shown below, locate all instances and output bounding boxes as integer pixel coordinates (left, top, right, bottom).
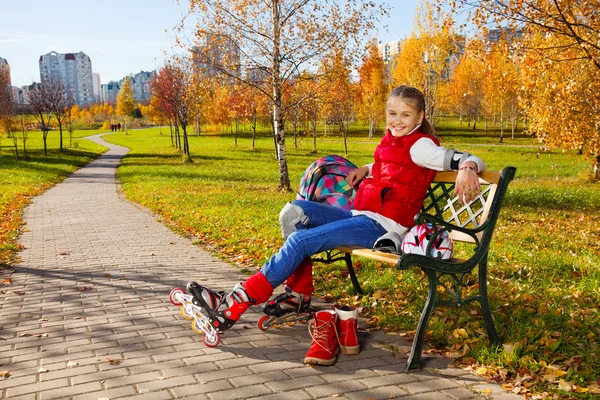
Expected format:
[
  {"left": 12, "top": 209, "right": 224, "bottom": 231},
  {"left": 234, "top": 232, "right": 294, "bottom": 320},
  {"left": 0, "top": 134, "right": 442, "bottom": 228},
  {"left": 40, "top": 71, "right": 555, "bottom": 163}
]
[
  {"left": 170, "top": 281, "right": 256, "bottom": 347},
  {"left": 169, "top": 286, "right": 222, "bottom": 347},
  {"left": 257, "top": 287, "right": 314, "bottom": 330}
]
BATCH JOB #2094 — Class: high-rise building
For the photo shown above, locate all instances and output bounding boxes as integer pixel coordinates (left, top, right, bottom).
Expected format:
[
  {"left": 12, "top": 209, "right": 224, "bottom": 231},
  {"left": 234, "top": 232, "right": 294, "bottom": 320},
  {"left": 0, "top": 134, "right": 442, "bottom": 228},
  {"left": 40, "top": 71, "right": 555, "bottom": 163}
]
[
  {"left": 39, "top": 51, "right": 94, "bottom": 105},
  {"left": 92, "top": 73, "right": 101, "bottom": 103},
  {"left": 0, "top": 57, "right": 10, "bottom": 86},
  {"left": 377, "top": 40, "right": 403, "bottom": 64},
  {"left": 0, "top": 57, "right": 12, "bottom": 106},
  {"left": 101, "top": 81, "right": 121, "bottom": 105},
  {"left": 191, "top": 33, "right": 241, "bottom": 82},
  {"left": 129, "top": 71, "right": 155, "bottom": 102},
  {"left": 11, "top": 83, "right": 41, "bottom": 105},
  {"left": 0, "top": 57, "right": 9, "bottom": 77}
]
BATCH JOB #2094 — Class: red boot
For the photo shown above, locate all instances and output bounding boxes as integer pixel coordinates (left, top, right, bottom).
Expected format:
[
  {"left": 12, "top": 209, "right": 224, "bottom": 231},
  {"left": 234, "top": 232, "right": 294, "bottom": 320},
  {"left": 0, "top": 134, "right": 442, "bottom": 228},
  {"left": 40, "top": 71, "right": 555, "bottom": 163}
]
[
  {"left": 304, "top": 310, "right": 339, "bottom": 366},
  {"left": 334, "top": 304, "right": 360, "bottom": 355}
]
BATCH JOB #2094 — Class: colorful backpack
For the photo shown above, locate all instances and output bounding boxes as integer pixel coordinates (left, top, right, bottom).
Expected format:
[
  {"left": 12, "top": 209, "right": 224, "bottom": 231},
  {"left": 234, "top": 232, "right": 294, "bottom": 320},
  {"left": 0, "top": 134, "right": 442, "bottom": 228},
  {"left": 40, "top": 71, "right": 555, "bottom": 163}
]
[{"left": 295, "top": 155, "right": 358, "bottom": 210}]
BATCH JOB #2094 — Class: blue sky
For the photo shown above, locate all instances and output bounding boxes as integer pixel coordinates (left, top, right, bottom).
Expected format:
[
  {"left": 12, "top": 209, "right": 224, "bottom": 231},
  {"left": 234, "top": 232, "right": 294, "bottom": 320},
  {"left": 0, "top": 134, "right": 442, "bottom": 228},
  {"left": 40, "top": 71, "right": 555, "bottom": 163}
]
[{"left": 1, "top": 0, "right": 418, "bottom": 87}]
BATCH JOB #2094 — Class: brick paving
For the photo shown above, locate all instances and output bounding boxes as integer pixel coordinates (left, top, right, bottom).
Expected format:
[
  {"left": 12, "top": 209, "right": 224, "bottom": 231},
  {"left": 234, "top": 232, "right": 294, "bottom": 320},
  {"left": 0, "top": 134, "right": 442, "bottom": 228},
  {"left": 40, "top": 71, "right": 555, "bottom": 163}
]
[{"left": 0, "top": 133, "right": 521, "bottom": 399}]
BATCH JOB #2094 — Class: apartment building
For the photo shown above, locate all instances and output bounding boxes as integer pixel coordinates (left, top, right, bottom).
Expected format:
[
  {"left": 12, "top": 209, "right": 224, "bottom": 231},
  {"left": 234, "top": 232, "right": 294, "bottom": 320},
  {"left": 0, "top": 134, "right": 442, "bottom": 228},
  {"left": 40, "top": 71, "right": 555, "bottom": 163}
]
[
  {"left": 101, "top": 81, "right": 120, "bottom": 104},
  {"left": 129, "top": 70, "right": 155, "bottom": 102},
  {"left": 191, "top": 33, "right": 241, "bottom": 82},
  {"left": 39, "top": 51, "right": 94, "bottom": 105}
]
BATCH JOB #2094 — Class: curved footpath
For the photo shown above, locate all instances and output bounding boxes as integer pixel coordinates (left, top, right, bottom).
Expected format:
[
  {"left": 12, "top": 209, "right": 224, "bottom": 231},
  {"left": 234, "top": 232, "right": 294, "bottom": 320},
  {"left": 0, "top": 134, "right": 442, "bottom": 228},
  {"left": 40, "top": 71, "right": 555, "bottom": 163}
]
[{"left": 0, "top": 133, "right": 520, "bottom": 400}]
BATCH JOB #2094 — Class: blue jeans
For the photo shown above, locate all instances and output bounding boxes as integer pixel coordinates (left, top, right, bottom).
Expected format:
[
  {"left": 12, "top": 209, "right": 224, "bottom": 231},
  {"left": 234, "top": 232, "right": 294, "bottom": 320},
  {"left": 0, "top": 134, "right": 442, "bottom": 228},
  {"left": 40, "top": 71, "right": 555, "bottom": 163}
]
[{"left": 261, "top": 200, "right": 387, "bottom": 288}]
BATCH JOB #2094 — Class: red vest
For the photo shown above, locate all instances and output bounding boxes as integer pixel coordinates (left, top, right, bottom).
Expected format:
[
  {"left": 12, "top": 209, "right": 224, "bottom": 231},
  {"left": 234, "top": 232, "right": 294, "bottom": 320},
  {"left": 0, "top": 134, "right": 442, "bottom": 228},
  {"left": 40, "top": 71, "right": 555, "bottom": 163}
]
[{"left": 353, "top": 130, "right": 439, "bottom": 228}]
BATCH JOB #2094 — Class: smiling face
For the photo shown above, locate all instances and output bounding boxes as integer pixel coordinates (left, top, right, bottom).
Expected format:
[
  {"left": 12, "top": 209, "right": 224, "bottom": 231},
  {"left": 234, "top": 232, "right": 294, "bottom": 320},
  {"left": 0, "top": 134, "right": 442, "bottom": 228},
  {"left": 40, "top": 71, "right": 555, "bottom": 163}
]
[{"left": 386, "top": 96, "right": 424, "bottom": 137}]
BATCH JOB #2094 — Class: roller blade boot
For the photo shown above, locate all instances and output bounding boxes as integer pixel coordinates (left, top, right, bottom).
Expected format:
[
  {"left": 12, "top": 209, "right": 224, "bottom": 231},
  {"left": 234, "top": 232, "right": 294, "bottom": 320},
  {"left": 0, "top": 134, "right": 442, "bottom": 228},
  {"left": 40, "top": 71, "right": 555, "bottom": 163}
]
[
  {"left": 168, "top": 282, "right": 225, "bottom": 347},
  {"left": 257, "top": 287, "right": 313, "bottom": 331}
]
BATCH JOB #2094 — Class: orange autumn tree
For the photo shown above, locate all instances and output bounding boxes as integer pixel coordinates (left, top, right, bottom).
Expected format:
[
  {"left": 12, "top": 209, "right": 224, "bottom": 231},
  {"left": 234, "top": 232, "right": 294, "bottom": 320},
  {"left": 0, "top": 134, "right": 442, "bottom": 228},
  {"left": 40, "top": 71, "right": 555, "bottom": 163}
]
[
  {"left": 482, "top": 39, "right": 520, "bottom": 142},
  {"left": 319, "top": 46, "right": 355, "bottom": 155},
  {"left": 446, "top": 43, "right": 485, "bottom": 129},
  {"left": 391, "top": 0, "right": 458, "bottom": 126},
  {"left": 116, "top": 77, "right": 135, "bottom": 135},
  {"left": 449, "top": 0, "right": 600, "bottom": 178},
  {"left": 177, "top": 0, "right": 387, "bottom": 190},
  {"left": 355, "top": 40, "right": 387, "bottom": 139}
]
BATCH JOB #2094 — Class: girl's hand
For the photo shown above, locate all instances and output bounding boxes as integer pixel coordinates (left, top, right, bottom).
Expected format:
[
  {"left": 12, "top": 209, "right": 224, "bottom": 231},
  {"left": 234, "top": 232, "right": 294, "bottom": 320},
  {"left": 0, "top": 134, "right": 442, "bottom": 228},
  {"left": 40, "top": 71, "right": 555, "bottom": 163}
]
[
  {"left": 454, "top": 162, "right": 481, "bottom": 204},
  {"left": 347, "top": 166, "right": 369, "bottom": 187}
]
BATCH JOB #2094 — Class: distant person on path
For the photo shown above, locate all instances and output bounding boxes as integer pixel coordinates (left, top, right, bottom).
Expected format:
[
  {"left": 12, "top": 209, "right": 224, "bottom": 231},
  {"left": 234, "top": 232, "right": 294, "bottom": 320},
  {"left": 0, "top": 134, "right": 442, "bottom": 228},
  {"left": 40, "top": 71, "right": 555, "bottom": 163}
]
[
  {"left": 117, "top": 122, "right": 122, "bottom": 131},
  {"left": 186, "top": 85, "right": 486, "bottom": 365}
]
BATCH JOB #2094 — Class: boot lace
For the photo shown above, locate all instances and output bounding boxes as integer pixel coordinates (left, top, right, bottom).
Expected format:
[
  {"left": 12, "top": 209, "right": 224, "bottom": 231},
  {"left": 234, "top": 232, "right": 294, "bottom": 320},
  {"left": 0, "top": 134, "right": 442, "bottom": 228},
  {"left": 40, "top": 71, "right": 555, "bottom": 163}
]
[{"left": 308, "top": 317, "right": 340, "bottom": 354}]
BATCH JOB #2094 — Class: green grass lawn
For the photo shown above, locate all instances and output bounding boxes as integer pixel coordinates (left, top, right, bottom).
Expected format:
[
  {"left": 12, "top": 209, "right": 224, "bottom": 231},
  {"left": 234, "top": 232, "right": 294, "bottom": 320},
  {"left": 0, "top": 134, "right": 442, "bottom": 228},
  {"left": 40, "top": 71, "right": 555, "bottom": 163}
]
[
  {"left": 0, "top": 129, "right": 107, "bottom": 264},
  {"left": 2, "top": 122, "right": 599, "bottom": 398}
]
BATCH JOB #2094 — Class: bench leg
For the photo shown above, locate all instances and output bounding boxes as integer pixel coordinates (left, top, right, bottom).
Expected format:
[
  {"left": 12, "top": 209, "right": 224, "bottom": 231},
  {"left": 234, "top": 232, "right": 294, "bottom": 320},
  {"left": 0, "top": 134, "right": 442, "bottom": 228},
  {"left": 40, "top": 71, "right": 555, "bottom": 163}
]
[
  {"left": 344, "top": 253, "right": 363, "bottom": 295},
  {"left": 406, "top": 268, "right": 438, "bottom": 372},
  {"left": 479, "top": 254, "right": 500, "bottom": 345}
]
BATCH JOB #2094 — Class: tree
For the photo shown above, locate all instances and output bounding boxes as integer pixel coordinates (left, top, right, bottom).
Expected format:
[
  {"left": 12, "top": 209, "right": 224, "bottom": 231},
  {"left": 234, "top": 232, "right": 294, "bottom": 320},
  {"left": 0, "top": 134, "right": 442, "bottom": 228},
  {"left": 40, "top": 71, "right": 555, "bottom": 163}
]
[
  {"left": 178, "top": 0, "right": 387, "bottom": 190},
  {"left": 446, "top": 43, "right": 485, "bottom": 130},
  {"left": 355, "top": 40, "right": 387, "bottom": 139},
  {"left": 290, "top": 71, "right": 320, "bottom": 152},
  {"left": 449, "top": 0, "right": 600, "bottom": 178},
  {"left": 0, "top": 64, "right": 14, "bottom": 151},
  {"left": 320, "top": 47, "right": 355, "bottom": 155},
  {"left": 116, "top": 77, "right": 136, "bottom": 135},
  {"left": 45, "top": 75, "right": 73, "bottom": 151},
  {"left": 28, "top": 83, "right": 53, "bottom": 156},
  {"left": 152, "top": 63, "right": 195, "bottom": 160},
  {"left": 391, "top": 0, "right": 459, "bottom": 126}
]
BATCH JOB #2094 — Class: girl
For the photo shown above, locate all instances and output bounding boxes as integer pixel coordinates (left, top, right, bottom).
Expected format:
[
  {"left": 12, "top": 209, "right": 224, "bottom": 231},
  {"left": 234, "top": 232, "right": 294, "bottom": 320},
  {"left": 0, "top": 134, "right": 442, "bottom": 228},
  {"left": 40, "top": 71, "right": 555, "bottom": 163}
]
[{"left": 185, "top": 85, "right": 485, "bottom": 364}]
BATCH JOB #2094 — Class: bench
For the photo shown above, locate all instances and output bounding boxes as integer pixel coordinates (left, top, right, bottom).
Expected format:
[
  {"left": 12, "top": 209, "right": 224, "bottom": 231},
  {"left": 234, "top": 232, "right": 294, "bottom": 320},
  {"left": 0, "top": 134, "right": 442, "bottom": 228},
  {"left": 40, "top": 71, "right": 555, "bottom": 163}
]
[{"left": 314, "top": 166, "right": 517, "bottom": 372}]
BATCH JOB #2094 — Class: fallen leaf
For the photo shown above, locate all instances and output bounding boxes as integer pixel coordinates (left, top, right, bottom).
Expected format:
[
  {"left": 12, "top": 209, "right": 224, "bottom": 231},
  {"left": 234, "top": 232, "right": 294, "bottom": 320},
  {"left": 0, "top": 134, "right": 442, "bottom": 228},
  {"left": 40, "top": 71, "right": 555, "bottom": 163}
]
[
  {"left": 104, "top": 358, "right": 121, "bottom": 366},
  {"left": 574, "top": 387, "right": 589, "bottom": 393},
  {"left": 14, "top": 291, "right": 25, "bottom": 295},
  {"left": 331, "top": 395, "right": 341, "bottom": 398},
  {"left": 0, "top": 326, "right": 3, "bottom": 330},
  {"left": 589, "top": 382, "right": 600, "bottom": 394},
  {"left": 58, "top": 251, "right": 70, "bottom": 256},
  {"left": 34, "top": 333, "right": 48, "bottom": 338},
  {"left": 77, "top": 287, "right": 92, "bottom": 292},
  {"left": 23, "top": 315, "right": 33, "bottom": 319},
  {"left": 66, "top": 361, "right": 78, "bottom": 368},
  {"left": 38, "top": 318, "right": 49, "bottom": 322},
  {"left": 1, "top": 279, "right": 11, "bottom": 285},
  {"left": 38, "top": 368, "right": 49, "bottom": 373},
  {"left": 453, "top": 328, "right": 468, "bottom": 339},
  {"left": 481, "top": 389, "right": 492, "bottom": 394},
  {"left": 103, "top": 274, "right": 111, "bottom": 277},
  {"left": 19, "top": 332, "right": 31, "bottom": 337},
  {"left": 558, "top": 380, "right": 573, "bottom": 392},
  {"left": 475, "top": 366, "right": 488, "bottom": 376},
  {"left": 157, "top": 376, "right": 168, "bottom": 380},
  {"left": 0, "top": 370, "right": 11, "bottom": 378},
  {"left": 72, "top": 316, "right": 84, "bottom": 320}
]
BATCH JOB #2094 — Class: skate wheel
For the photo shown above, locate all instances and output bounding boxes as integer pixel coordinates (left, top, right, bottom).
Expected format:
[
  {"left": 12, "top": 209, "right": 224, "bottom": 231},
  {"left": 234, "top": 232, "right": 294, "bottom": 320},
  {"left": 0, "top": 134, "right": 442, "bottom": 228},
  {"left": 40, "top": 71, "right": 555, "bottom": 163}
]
[
  {"left": 257, "top": 315, "right": 270, "bottom": 331},
  {"left": 169, "top": 288, "right": 185, "bottom": 306},
  {"left": 180, "top": 305, "right": 193, "bottom": 320},
  {"left": 203, "top": 332, "right": 220, "bottom": 347},
  {"left": 191, "top": 320, "right": 205, "bottom": 335}
]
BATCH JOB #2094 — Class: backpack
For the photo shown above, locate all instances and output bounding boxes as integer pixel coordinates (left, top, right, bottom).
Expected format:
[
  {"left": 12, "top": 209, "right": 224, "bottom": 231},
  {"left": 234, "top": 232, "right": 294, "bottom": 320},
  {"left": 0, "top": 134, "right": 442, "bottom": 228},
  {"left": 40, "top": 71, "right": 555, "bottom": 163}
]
[{"left": 295, "top": 155, "right": 358, "bottom": 210}]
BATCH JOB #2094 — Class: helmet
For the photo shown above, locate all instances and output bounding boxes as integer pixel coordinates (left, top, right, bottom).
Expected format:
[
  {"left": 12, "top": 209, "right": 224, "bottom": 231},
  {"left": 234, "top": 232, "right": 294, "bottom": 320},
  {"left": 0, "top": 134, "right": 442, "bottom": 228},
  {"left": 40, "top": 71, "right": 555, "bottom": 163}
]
[{"left": 401, "top": 223, "right": 454, "bottom": 260}]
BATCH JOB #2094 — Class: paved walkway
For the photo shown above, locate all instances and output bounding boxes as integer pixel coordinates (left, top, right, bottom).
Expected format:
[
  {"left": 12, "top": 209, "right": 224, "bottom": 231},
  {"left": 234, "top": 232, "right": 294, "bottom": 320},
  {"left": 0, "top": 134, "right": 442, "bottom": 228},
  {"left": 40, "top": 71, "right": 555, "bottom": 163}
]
[{"left": 0, "top": 134, "right": 520, "bottom": 400}]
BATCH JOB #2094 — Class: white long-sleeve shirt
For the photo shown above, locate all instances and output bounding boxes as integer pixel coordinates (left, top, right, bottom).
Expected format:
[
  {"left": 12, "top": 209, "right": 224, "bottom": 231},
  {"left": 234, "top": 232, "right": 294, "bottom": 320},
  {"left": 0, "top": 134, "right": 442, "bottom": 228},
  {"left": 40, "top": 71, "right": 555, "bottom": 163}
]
[{"left": 351, "top": 137, "right": 486, "bottom": 237}]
